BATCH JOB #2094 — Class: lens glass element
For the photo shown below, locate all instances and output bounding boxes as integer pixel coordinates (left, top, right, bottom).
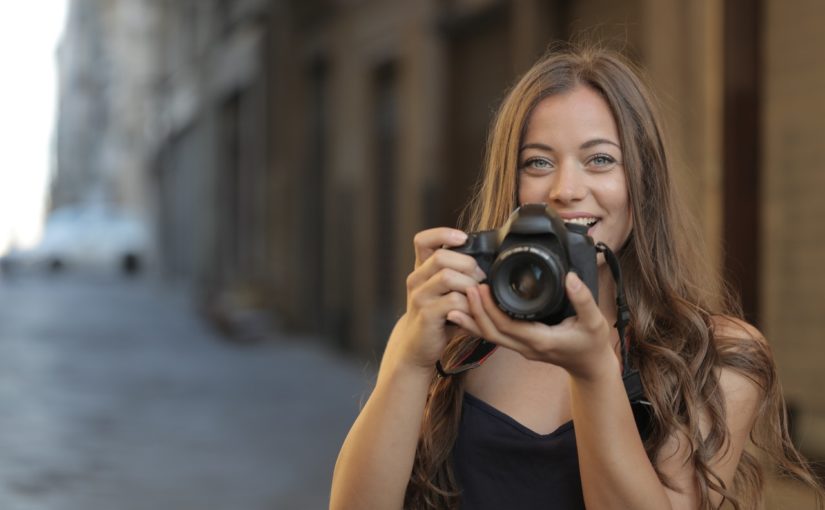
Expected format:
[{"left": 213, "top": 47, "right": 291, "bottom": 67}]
[
  {"left": 509, "top": 263, "right": 545, "bottom": 300},
  {"left": 490, "top": 244, "right": 566, "bottom": 319}
]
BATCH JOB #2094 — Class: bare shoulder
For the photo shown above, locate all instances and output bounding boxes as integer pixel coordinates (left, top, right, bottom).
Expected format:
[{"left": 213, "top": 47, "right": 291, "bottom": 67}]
[
  {"left": 710, "top": 315, "right": 772, "bottom": 360},
  {"left": 710, "top": 315, "right": 766, "bottom": 344},
  {"left": 656, "top": 316, "right": 768, "bottom": 504},
  {"left": 709, "top": 315, "right": 770, "bottom": 412}
]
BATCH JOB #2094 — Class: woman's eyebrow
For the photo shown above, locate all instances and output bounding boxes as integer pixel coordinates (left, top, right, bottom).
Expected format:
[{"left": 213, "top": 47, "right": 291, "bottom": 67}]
[
  {"left": 519, "top": 142, "right": 554, "bottom": 152},
  {"left": 580, "top": 138, "right": 620, "bottom": 150},
  {"left": 519, "top": 139, "right": 621, "bottom": 152}
]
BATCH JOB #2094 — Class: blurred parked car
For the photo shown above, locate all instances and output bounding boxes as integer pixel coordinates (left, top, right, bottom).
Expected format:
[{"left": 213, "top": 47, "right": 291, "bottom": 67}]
[{"left": 7, "top": 204, "right": 151, "bottom": 276}]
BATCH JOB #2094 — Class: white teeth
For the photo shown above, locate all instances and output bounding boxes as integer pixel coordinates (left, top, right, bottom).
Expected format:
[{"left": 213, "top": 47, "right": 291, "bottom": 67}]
[{"left": 565, "top": 217, "right": 599, "bottom": 227}]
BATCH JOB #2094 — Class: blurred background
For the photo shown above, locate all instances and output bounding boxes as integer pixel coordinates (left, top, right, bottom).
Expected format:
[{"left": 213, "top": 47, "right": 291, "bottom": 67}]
[{"left": 0, "top": 0, "right": 823, "bottom": 508}]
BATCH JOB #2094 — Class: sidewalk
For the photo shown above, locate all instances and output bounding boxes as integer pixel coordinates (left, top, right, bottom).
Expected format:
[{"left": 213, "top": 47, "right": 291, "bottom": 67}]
[{"left": 0, "top": 276, "right": 375, "bottom": 510}]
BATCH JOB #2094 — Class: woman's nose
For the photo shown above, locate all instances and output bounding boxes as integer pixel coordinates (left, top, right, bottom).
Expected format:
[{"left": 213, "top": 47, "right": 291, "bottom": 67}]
[{"left": 547, "top": 161, "right": 586, "bottom": 204}]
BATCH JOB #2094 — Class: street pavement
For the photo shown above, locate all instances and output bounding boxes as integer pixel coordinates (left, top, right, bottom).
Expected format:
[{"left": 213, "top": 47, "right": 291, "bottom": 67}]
[
  {"left": 0, "top": 274, "right": 817, "bottom": 510},
  {"left": 0, "top": 274, "right": 375, "bottom": 510}
]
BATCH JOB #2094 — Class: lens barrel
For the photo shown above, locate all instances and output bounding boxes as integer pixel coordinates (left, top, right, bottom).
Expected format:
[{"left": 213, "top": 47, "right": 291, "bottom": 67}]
[{"left": 489, "top": 244, "right": 566, "bottom": 319}]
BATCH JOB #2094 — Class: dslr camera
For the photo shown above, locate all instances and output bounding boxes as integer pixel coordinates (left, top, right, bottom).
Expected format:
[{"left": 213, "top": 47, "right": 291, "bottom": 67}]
[{"left": 451, "top": 203, "right": 598, "bottom": 325}]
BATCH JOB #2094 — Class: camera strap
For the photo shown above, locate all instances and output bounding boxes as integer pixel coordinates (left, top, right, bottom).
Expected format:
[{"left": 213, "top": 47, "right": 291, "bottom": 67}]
[
  {"left": 595, "top": 242, "right": 651, "bottom": 417},
  {"left": 594, "top": 242, "right": 631, "bottom": 376}
]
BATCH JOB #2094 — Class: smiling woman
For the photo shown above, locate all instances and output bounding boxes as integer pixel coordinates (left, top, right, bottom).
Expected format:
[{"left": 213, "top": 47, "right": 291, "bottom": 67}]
[
  {"left": 0, "top": 2, "right": 67, "bottom": 256},
  {"left": 330, "top": 43, "right": 825, "bottom": 510}
]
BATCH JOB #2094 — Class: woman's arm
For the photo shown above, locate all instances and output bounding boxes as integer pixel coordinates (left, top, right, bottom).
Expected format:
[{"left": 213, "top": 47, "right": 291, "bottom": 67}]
[
  {"left": 329, "top": 228, "right": 485, "bottom": 510},
  {"left": 329, "top": 333, "right": 434, "bottom": 510},
  {"left": 452, "top": 274, "right": 763, "bottom": 509},
  {"left": 568, "top": 351, "right": 762, "bottom": 509}
]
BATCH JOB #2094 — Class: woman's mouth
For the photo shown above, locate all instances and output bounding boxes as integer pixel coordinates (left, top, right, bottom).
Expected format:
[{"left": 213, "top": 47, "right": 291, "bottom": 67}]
[{"left": 564, "top": 217, "right": 600, "bottom": 234}]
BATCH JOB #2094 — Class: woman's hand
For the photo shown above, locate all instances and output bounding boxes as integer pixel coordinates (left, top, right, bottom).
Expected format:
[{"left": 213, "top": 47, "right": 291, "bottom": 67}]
[
  {"left": 447, "top": 272, "right": 618, "bottom": 381},
  {"left": 332, "top": 227, "right": 485, "bottom": 509},
  {"left": 386, "top": 228, "right": 486, "bottom": 374}
]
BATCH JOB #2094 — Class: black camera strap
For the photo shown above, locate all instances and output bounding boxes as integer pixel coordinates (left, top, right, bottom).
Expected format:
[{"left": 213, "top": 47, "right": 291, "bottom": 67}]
[
  {"left": 594, "top": 242, "right": 646, "bottom": 405},
  {"left": 594, "top": 242, "right": 630, "bottom": 376},
  {"left": 435, "top": 338, "right": 497, "bottom": 377}
]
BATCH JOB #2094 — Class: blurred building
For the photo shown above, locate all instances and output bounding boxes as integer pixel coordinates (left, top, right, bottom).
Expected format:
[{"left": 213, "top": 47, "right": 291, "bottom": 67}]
[
  {"left": 51, "top": 0, "right": 825, "bottom": 461},
  {"left": 150, "top": 0, "right": 274, "bottom": 329},
  {"left": 54, "top": 0, "right": 160, "bottom": 219}
]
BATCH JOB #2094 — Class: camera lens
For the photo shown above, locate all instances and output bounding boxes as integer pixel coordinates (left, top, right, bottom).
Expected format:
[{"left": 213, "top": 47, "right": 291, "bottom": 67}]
[
  {"left": 490, "top": 245, "right": 566, "bottom": 319},
  {"left": 509, "top": 263, "right": 545, "bottom": 300}
]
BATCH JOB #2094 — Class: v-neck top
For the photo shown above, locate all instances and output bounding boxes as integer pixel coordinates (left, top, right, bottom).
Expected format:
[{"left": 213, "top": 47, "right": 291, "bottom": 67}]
[{"left": 452, "top": 392, "right": 585, "bottom": 509}]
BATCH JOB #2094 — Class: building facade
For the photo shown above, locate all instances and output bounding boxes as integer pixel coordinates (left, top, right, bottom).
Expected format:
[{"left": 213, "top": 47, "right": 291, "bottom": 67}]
[{"left": 55, "top": 0, "right": 160, "bottom": 218}]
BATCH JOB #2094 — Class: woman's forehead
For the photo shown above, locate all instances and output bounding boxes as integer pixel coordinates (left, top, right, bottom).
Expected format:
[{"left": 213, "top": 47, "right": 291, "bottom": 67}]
[{"left": 522, "top": 86, "right": 620, "bottom": 148}]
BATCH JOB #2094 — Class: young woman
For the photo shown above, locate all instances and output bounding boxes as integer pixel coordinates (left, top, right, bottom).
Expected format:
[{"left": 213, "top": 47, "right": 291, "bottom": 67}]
[{"left": 330, "top": 44, "right": 824, "bottom": 509}]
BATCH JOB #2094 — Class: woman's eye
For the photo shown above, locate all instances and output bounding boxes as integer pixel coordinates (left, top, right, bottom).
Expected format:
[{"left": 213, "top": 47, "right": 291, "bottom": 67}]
[
  {"left": 587, "top": 154, "right": 617, "bottom": 170},
  {"left": 520, "top": 158, "right": 553, "bottom": 173}
]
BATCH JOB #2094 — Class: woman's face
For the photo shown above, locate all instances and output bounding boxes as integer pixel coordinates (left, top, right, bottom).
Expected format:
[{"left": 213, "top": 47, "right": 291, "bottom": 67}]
[{"left": 518, "top": 85, "right": 632, "bottom": 253}]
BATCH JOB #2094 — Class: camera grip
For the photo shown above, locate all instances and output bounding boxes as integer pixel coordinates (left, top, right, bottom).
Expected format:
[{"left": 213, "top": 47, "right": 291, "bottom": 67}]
[{"left": 448, "top": 230, "right": 498, "bottom": 280}]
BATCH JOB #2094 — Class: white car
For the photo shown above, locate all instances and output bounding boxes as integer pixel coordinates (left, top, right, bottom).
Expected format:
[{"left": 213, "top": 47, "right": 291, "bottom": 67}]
[{"left": 11, "top": 204, "right": 151, "bottom": 276}]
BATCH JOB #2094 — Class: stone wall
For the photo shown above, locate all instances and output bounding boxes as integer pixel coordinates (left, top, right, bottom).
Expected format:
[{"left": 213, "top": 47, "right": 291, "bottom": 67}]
[{"left": 763, "top": 0, "right": 825, "bottom": 457}]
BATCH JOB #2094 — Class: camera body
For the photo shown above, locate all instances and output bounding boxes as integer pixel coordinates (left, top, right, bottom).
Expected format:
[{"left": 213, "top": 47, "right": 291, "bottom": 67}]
[{"left": 451, "top": 203, "right": 598, "bottom": 325}]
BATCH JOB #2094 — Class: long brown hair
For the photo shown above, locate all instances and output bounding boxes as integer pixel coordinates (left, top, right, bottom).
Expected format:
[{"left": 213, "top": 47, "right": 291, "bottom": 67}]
[{"left": 405, "top": 43, "right": 824, "bottom": 509}]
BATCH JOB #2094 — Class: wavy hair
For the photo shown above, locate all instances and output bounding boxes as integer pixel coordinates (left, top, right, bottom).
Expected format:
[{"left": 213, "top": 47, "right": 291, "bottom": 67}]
[{"left": 405, "top": 43, "right": 823, "bottom": 509}]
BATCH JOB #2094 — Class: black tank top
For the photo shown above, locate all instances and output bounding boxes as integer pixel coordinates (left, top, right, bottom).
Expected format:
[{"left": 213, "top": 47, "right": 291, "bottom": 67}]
[{"left": 452, "top": 392, "right": 585, "bottom": 509}]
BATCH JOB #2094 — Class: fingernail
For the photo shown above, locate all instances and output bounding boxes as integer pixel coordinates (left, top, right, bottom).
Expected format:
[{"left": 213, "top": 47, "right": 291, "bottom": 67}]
[
  {"left": 473, "top": 266, "right": 486, "bottom": 281},
  {"left": 566, "top": 272, "right": 582, "bottom": 291},
  {"left": 453, "top": 231, "right": 468, "bottom": 243}
]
